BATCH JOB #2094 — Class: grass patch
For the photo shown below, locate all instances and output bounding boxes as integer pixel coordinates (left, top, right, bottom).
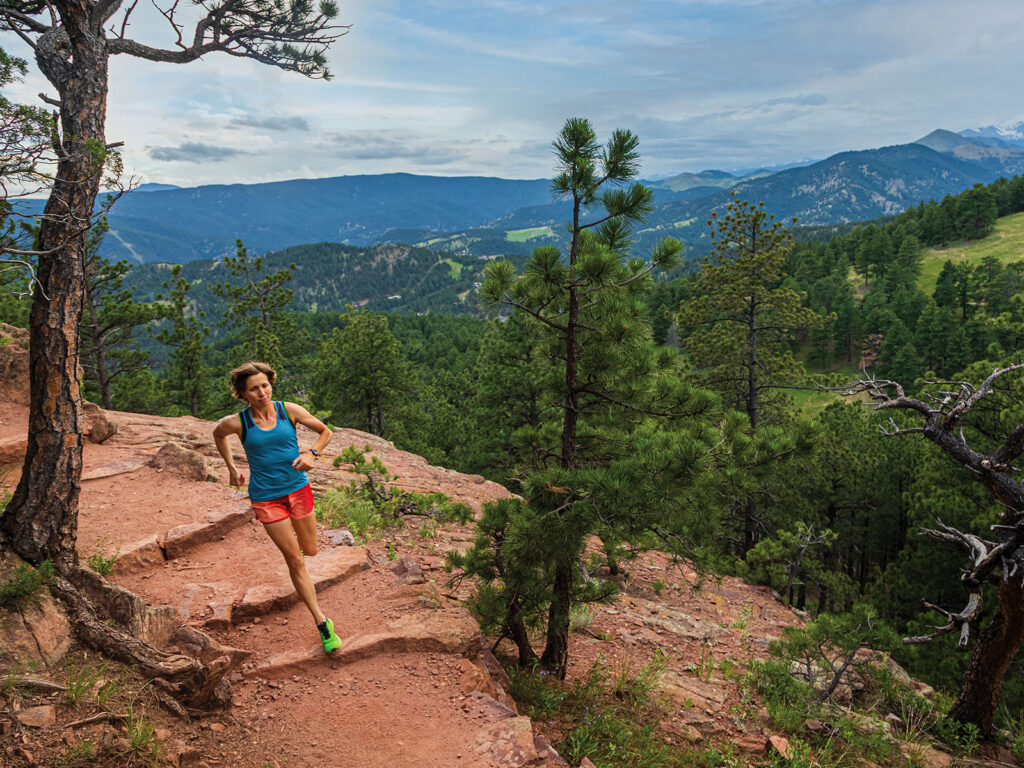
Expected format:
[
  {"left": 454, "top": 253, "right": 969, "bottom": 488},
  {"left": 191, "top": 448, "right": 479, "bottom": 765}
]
[
  {"left": 319, "top": 448, "right": 473, "bottom": 540},
  {"left": 505, "top": 226, "right": 554, "bottom": 242},
  {"left": 86, "top": 537, "right": 120, "bottom": 577},
  {"left": 0, "top": 560, "right": 55, "bottom": 610},
  {"left": 918, "top": 211, "right": 1024, "bottom": 294},
  {"left": 441, "top": 258, "right": 462, "bottom": 279}
]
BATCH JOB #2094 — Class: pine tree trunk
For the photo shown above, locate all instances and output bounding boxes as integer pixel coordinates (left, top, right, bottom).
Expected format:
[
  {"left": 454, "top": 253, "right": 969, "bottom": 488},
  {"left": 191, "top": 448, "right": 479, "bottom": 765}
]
[
  {"left": 541, "top": 227, "right": 581, "bottom": 676},
  {"left": 0, "top": 5, "right": 108, "bottom": 569},
  {"left": 540, "top": 558, "right": 573, "bottom": 676},
  {"left": 948, "top": 577, "right": 1024, "bottom": 737},
  {"left": 84, "top": 291, "right": 113, "bottom": 408}
]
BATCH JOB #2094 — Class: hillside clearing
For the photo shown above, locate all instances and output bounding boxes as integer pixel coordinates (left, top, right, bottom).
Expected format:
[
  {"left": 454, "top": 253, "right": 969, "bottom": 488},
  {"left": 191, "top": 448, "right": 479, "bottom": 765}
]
[
  {"left": 505, "top": 226, "right": 554, "bottom": 242},
  {"left": 919, "top": 211, "right": 1024, "bottom": 294}
]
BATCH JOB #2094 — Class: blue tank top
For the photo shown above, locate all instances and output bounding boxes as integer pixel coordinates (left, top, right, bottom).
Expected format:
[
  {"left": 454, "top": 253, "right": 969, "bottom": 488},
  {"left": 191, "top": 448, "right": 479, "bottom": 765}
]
[{"left": 240, "top": 401, "right": 309, "bottom": 501}]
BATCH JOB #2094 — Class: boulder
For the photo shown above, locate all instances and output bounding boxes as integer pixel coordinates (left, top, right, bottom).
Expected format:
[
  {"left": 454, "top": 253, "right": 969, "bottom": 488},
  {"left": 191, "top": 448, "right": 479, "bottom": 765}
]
[
  {"left": 0, "top": 551, "right": 71, "bottom": 666},
  {"left": 82, "top": 402, "right": 118, "bottom": 444},
  {"left": 473, "top": 716, "right": 538, "bottom": 768},
  {"left": 148, "top": 442, "right": 206, "bottom": 481}
]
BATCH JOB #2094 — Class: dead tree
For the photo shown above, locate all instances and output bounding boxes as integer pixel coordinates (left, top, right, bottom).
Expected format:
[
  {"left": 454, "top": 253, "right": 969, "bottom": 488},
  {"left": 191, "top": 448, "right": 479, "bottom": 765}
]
[
  {"left": 849, "top": 363, "right": 1024, "bottom": 737},
  {"left": 0, "top": 0, "right": 345, "bottom": 710}
]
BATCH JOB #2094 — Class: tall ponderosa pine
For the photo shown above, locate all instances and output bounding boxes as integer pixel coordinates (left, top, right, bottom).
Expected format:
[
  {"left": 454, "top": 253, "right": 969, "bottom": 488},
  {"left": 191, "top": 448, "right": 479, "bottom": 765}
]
[
  {"left": 154, "top": 264, "right": 210, "bottom": 417},
  {"left": 81, "top": 219, "right": 166, "bottom": 409},
  {"left": 212, "top": 240, "right": 301, "bottom": 367},
  {"left": 475, "top": 117, "right": 712, "bottom": 675},
  {"left": 679, "top": 197, "right": 824, "bottom": 553}
]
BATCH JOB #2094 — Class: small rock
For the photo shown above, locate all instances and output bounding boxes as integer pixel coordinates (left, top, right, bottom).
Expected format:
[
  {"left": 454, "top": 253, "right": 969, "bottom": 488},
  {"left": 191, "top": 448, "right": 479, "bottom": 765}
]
[
  {"left": 17, "top": 704, "right": 56, "bottom": 728},
  {"left": 769, "top": 735, "right": 791, "bottom": 759},
  {"left": 209, "top": 722, "right": 225, "bottom": 732},
  {"left": 581, "top": 759, "right": 598, "bottom": 768},
  {"left": 326, "top": 528, "right": 356, "bottom": 547}
]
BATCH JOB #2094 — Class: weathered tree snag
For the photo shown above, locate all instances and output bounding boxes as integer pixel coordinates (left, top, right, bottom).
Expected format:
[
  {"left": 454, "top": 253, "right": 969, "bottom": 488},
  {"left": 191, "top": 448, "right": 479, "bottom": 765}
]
[
  {"left": 850, "top": 363, "right": 1024, "bottom": 738},
  {"left": 947, "top": 577, "right": 1024, "bottom": 734}
]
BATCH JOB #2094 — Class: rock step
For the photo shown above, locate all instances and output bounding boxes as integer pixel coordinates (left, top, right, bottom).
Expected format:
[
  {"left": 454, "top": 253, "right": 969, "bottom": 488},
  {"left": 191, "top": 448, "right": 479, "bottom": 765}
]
[
  {"left": 243, "top": 611, "right": 481, "bottom": 679},
  {"left": 113, "top": 501, "right": 252, "bottom": 574},
  {"left": 230, "top": 546, "right": 370, "bottom": 625}
]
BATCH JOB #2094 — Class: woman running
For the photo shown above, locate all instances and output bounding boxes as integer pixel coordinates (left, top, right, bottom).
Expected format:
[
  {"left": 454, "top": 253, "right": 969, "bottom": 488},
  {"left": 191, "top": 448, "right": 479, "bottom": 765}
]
[{"left": 212, "top": 361, "right": 341, "bottom": 653}]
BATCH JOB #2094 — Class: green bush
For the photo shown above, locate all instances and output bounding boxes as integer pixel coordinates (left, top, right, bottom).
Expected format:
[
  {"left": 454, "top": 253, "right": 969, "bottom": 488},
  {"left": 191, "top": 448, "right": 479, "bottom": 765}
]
[
  {"left": 0, "top": 560, "right": 56, "bottom": 610},
  {"left": 316, "top": 488, "right": 382, "bottom": 540},
  {"left": 932, "top": 718, "right": 980, "bottom": 755}
]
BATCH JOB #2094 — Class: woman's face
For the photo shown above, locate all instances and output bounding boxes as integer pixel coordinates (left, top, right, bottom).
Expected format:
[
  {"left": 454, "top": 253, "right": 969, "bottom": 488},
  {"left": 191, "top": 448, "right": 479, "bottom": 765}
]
[{"left": 242, "top": 372, "right": 273, "bottom": 407}]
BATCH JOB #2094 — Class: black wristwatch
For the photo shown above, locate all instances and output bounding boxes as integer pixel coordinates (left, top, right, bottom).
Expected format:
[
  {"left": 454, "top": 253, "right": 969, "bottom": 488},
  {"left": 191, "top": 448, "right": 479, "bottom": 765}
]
[{"left": 308, "top": 448, "right": 319, "bottom": 457}]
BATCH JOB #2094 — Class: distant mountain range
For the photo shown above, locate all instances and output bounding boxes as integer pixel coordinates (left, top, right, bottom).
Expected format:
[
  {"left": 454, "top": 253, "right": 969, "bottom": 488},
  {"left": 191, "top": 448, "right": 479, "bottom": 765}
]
[
  {"left": 957, "top": 120, "right": 1024, "bottom": 149},
  {"left": 79, "top": 125, "right": 1024, "bottom": 265}
]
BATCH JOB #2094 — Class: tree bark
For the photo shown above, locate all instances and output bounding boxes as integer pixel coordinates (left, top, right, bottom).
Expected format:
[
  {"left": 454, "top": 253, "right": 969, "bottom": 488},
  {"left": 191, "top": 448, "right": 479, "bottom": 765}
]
[
  {"left": 540, "top": 557, "right": 573, "bottom": 676},
  {"left": 948, "top": 576, "right": 1024, "bottom": 737},
  {"left": 83, "top": 287, "right": 113, "bottom": 408},
  {"left": 2, "top": 6, "right": 108, "bottom": 569}
]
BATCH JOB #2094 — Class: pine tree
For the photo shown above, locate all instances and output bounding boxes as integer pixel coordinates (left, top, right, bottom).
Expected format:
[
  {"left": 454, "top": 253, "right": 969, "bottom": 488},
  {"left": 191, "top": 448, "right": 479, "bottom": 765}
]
[
  {"left": 472, "top": 117, "right": 708, "bottom": 675},
  {"left": 153, "top": 265, "right": 209, "bottom": 417},
  {"left": 933, "top": 260, "right": 958, "bottom": 309},
  {"left": 312, "top": 306, "right": 407, "bottom": 436},
  {"left": 211, "top": 239, "right": 301, "bottom": 367},
  {"left": 80, "top": 219, "right": 167, "bottom": 409},
  {"left": 955, "top": 183, "right": 998, "bottom": 240}
]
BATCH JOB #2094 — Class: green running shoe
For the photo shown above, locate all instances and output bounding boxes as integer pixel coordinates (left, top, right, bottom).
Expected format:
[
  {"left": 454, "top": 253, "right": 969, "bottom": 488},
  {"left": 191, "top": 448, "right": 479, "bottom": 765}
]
[{"left": 317, "top": 618, "right": 341, "bottom": 653}]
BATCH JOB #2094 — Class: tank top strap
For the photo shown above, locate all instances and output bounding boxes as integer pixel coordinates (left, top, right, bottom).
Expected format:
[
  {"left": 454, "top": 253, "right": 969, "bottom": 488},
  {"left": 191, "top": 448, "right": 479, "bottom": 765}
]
[{"left": 239, "top": 406, "right": 255, "bottom": 443}]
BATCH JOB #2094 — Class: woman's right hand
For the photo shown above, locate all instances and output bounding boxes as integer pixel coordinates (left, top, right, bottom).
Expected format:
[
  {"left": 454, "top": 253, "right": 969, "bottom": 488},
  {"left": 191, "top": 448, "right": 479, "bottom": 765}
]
[{"left": 228, "top": 469, "right": 246, "bottom": 489}]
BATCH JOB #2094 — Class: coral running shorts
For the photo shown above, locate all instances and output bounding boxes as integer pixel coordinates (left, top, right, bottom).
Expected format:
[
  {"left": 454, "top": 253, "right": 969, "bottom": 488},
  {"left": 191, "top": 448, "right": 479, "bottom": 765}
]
[{"left": 251, "top": 484, "right": 315, "bottom": 525}]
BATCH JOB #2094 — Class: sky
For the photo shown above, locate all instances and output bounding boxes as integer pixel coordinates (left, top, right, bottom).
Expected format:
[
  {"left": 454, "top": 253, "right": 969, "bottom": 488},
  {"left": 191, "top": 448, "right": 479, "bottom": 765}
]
[{"left": 4, "top": 0, "right": 1024, "bottom": 187}]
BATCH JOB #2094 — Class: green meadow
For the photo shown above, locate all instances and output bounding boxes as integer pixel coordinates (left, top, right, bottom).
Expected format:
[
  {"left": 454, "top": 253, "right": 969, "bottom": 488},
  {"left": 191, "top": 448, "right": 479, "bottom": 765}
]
[{"left": 919, "top": 211, "right": 1024, "bottom": 294}]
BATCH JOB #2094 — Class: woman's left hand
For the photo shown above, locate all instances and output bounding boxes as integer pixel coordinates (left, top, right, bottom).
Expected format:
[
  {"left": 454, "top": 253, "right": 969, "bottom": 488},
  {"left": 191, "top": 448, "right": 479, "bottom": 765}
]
[{"left": 292, "top": 451, "right": 316, "bottom": 471}]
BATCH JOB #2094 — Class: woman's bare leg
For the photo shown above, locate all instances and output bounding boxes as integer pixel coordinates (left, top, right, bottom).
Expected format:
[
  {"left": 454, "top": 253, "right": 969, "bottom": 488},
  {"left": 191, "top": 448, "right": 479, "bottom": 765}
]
[{"left": 263, "top": 518, "right": 325, "bottom": 625}]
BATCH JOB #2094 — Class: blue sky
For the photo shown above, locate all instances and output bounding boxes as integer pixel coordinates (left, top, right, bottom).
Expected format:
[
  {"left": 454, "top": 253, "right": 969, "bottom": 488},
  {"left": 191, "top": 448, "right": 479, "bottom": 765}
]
[{"left": 5, "top": 0, "right": 1024, "bottom": 186}]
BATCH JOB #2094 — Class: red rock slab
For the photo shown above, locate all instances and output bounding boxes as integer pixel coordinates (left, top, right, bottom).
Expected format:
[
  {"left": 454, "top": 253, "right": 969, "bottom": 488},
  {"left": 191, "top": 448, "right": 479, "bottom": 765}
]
[
  {"left": 81, "top": 457, "right": 147, "bottom": 481},
  {"left": 234, "top": 546, "right": 369, "bottom": 621},
  {"left": 162, "top": 502, "right": 252, "bottom": 559},
  {"left": 245, "top": 609, "right": 480, "bottom": 679}
]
